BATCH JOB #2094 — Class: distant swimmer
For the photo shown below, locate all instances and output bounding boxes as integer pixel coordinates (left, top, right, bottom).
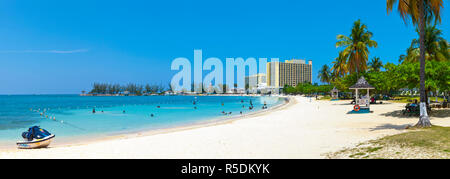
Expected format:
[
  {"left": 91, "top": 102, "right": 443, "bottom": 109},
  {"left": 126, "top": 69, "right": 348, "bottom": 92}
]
[
  {"left": 53, "top": 116, "right": 56, "bottom": 121},
  {"left": 241, "top": 100, "right": 244, "bottom": 103},
  {"left": 240, "top": 111, "right": 242, "bottom": 115},
  {"left": 193, "top": 101, "right": 196, "bottom": 105},
  {"left": 92, "top": 108, "right": 96, "bottom": 114},
  {"left": 150, "top": 114, "right": 154, "bottom": 117},
  {"left": 221, "top": 102, "right": 224, "bottom": 106},
  {"left": 157, "top": 106, "right": 161, "bottom": 108},
  {"left": 123, "top": 110, "right": 126, "bottom": 113},
  {"left": 194, "top": 106, "right": 197, "bottom": 109},
  {"left": 228, "top": 112, "right": 232, "bottom": 115}
]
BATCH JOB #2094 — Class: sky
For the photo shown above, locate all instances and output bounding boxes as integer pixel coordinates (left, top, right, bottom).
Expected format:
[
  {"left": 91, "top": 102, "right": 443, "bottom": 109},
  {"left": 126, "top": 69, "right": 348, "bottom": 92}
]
[{"left": 0, "top": 0, "right": 448, "bottom": 94}]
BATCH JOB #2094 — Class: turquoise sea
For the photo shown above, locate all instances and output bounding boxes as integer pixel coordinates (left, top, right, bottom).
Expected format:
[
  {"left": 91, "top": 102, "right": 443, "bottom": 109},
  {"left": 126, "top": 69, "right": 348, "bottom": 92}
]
[{"left": 0, "top": 95, "right": 284, "bottom": 147}]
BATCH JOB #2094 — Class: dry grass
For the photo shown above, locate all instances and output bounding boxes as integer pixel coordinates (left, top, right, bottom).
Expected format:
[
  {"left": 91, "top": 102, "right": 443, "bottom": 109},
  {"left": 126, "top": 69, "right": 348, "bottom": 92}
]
[{"left": 326, "top": 126, "right": 450, "bottom": 159}]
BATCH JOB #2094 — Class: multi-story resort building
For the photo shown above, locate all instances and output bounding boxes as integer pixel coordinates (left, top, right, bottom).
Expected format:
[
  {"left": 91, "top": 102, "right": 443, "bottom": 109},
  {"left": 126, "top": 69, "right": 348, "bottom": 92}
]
[
  {"left": 266, "top": 59, "right": 312, "bottom": 88},
  {"left": 245, "top": 73, "right": 267, "bottom": 88}
]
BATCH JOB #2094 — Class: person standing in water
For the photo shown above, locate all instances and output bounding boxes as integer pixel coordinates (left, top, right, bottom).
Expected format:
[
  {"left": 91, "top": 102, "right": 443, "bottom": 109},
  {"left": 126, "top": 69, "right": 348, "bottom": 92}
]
[{"left": 92, "top": 108, "right": 96, "bottom": 114}]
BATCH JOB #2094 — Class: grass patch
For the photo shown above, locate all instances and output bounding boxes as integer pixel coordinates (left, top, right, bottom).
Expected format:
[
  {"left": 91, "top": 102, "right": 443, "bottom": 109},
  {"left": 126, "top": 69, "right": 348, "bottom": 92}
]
[
  {"left": 391, "top": 96, "right": 446, "bottom": 103},
  {"left": 379, "top": 126, "right": 450, "bottom": 151},
  {"left": 328, "top": 126, "right": 450, "bottom": 159},
  {"left": 349, "top": 152, "right": 366, "bottom": 158},
  {"left": 366, "top": 147, "right": 383, "bottom": 153}
]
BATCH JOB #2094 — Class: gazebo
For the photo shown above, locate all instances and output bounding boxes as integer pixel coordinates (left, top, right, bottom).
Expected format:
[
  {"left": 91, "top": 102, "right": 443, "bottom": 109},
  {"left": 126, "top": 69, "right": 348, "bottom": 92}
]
[
  {"left": 349, "top": 76, "right": 374, "bottom": 113},
  {"left": 330, "top": 87, "right": 339, "bottom": 101}
]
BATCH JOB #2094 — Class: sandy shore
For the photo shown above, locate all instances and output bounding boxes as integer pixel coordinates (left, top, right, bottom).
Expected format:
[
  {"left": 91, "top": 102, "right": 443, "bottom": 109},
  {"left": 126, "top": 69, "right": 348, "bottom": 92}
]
[{"left": 1, "top": 96, "right": 449, "bottom": 159}]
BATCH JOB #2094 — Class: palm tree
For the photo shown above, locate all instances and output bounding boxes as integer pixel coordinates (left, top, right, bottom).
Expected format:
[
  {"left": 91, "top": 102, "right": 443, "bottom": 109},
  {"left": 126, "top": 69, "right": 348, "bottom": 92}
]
[
  {"left": 336, "top": 19, "right": 378, "bottom": 75},
  {"left": 387, "top": 0, "right": 444, "bottom": 127},
  {"left": 368, "top": 57, "right": 383, "bottom": 72},
  {"left": 331, "top": 51, "right": 349, "bottom": 78},
  {"left": 318, "top": 65, "right": 331, "bottom": 84},
  {"left": 404, "top": 24, "right": 449, "bottom": 62}
]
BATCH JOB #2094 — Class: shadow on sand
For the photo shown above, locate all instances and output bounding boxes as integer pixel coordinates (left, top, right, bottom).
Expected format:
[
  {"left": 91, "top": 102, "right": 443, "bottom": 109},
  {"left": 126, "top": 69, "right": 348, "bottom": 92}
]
[
  {"left": 380, "top": 109, "right": 450, "bottom": 119},
  {"left": 369, "top": 123, "right": 410, "bottom": 131}
]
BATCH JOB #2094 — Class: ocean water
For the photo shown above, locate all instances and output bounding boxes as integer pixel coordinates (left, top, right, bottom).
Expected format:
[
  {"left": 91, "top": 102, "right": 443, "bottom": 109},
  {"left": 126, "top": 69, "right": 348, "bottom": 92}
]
[{"left": 0, "top": 95, "right": 284, "bottom": 147}]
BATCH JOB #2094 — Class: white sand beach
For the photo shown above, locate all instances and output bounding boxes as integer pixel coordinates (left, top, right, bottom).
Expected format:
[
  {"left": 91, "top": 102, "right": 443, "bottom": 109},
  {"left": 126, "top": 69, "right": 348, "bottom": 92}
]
[{"left": 1, "top": 96, "right": 449, "bottom": 159}]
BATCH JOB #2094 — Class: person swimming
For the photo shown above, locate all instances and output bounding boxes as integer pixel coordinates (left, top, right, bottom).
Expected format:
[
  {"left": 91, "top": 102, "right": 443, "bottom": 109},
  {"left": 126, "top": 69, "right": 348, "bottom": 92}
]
[
  {"left": 123, "top": 110, "right": 126, "bottom": 113},
  {"left": 194, "top": 106, "right": 197, "bottom": 109},
  {"left": 150, "top": 114, "right": 154, "bottom": 117},
  {"left": 157, "top": 106, "right": 161, "bottom": 108},
  {"left": 240, "top": 111, "right": 242, "bottom": 115},
  {"left": 92, "top": 108, "right": 96, "bottom": 114}
]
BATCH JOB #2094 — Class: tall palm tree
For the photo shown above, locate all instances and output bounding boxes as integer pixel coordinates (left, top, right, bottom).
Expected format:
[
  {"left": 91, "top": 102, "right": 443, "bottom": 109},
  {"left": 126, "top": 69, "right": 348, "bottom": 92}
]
[
  {"left": 331, "top": 51, "right": 349, "bottom": 78},
  {"left": 387, "top": 0, "right": 444, "bottom": 127},
  {"left": 336, "top": 19, "right": 378, "bottom": 74},
  {"left": 368, "top": 57, "right": 383, "bottom": 72},
  {"left": 318, "top": 64, "right": 331, "bottom": 84}
]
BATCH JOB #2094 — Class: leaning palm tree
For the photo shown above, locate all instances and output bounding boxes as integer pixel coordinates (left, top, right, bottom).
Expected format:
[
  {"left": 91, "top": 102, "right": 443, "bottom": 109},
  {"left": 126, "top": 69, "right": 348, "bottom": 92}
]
[
  {"left": 318, "top": 64, "right": 331, "bottom": 84},
  {"left": 331, "top": 51, "right": 349, "bottom": 78},
  {"left": 387, "top": 0, "right": 444, "bottom": 127},
  {"left": 368, "top": 57, "right": 383, "bottom": 72},
  {"left": 336, "top": 20, "right": 378, "bottom": 75}
]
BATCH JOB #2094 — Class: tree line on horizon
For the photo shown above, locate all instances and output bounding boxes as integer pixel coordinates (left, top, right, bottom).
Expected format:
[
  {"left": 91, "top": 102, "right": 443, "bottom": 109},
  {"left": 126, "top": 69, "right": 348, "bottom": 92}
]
[{"left": 87, "top": 83, "right": 166, "bottom": 95}]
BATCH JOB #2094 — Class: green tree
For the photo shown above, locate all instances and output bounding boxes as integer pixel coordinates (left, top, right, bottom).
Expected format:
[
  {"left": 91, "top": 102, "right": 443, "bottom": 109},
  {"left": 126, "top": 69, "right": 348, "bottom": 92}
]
[
  {"left": 336, "top": 19, "right": 378, "bottom": 74},
  {"left": 318, "top": 64, "right": 332, "bottom": 84},
  {"left": 368, "top": 57, "right": 383, "bottom": 72},
  {"left": 387, "top": 0, "right": 444, "bottom": 127},
  {"left": 331, "top": 51, "right": 349, "bottom": 79}
]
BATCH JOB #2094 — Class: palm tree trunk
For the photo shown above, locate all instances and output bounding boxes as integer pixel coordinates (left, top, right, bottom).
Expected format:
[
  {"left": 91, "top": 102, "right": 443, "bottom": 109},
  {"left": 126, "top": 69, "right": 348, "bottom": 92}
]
[{"left": 416, "top": 0, "right": 431, "bottom": 127}]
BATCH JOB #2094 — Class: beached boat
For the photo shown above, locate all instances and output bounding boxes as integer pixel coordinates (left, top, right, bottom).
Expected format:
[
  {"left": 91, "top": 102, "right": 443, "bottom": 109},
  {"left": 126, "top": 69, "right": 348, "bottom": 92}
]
[
  {"left": 17, "top": 134, "right": 55, "bottom": 149},
  {"left": 16, "top": 126, "right": 55, "bottom": 149}
]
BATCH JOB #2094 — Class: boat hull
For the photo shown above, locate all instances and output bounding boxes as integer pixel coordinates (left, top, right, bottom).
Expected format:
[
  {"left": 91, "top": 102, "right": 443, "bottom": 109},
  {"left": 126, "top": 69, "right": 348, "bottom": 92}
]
[{"left": 16, "top": 134, "right": 55, "bottom": 149}]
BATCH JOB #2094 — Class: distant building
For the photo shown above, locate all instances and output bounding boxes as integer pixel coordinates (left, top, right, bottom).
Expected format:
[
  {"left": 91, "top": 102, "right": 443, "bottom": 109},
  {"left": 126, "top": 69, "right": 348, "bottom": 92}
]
[
  {"left": 266, "top": 59, "right": 312, "bottom": 88},
  {"left": 245, "top": 73, "right": 267, "bottom": 88}
]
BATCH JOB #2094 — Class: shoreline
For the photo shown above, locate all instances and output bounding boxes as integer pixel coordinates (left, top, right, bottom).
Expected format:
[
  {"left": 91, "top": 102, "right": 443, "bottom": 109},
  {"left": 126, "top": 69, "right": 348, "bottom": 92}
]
[
  {"left": 1, "top": 96, "right": 448, "bottom": 159},
  {"left": 0, "top": 96, "right": 291, "bottom": 151}
]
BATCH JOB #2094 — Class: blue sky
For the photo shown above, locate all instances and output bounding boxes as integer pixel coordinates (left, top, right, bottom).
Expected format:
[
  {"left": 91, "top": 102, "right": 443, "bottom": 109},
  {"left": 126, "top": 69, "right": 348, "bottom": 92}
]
[{"left": 0, "top": 0, "right": 448, "bottom": 94}]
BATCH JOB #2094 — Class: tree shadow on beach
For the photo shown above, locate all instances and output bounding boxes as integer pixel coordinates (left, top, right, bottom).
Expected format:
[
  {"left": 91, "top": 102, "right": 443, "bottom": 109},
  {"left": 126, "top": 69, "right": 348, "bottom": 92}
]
[
  {"left": 380, "top": 109, "right": 450, "bottom": 119},
  {"left": 369, "top": 123, "right": 410, "bottom": 131}
]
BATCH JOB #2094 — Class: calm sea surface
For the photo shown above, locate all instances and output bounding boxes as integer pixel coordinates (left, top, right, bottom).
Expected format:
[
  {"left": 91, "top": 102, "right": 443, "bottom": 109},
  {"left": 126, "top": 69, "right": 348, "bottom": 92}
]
[{"left": 0, "top": 95, "right": 284, "bottom": 147}]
